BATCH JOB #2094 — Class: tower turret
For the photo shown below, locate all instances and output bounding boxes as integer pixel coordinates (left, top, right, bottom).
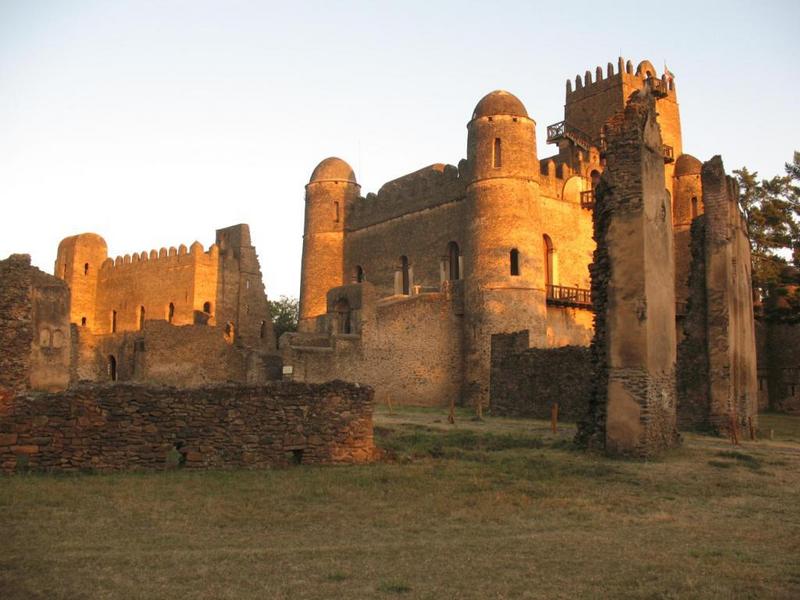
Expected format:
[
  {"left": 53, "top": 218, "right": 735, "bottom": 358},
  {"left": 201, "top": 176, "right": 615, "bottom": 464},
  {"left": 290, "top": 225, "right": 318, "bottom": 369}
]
[
  {"left": 55, "top": 233, "right": 108, "bottom": 331},
  {"left": 672, "top": 153, "right": 704, "bottom": 310},
  {"left": 298, "top": 157, "right": 360, "bottom": 331},
  {"left": 463, "top": 91, "right": 547, "bottom": 407}
]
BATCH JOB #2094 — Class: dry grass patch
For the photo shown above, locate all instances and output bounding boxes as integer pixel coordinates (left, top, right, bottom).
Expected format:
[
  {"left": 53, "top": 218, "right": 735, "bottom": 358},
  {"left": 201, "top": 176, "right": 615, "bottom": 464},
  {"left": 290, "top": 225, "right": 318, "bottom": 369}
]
[{"left": 1, "top": 408, "right": 799, "bottom": 599}]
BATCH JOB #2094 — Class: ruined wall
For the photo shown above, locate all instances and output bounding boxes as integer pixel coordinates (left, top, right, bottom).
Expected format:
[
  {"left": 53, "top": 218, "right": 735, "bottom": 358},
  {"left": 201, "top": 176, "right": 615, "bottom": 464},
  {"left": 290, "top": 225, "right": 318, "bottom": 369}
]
[
  {"left": 576, "top": 90, "right": 679, "bottom": 457},
  {"left": 0, "top": 381, "right": 373, "bottom": 474},
  {"left": 1, "top": 255, "right": 71, "bottom": 395},
  {"left": 0, "top": 256, "right": 36, "bottom": 394},
  {"left": 490, "top": 330, "right": 592, "bottom": 420},
  {"left": 762, "top": 320, "right": 800, "bottom": 412}
]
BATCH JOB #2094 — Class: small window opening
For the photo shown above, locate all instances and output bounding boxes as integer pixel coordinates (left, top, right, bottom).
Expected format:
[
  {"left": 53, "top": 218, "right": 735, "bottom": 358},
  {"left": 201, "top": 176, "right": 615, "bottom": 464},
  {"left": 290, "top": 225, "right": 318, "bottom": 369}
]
[
  {"left": 543, "top": 235, "right": 554, "bottom": 287},
  {"left": 400, "top": 255, "right": 410, "bottom": 295},
  {"left": 138, "top": 305, "right": 146, "bottom": 330},
  {"left": 108, "top": 355, "right": 117, "bottom": 381},
  {"left": 335, "top": 298, "right": 352, "bottom": 334},
  {"left": 510, "top": 249, "right": 520, "bottom": 276},
  {"left": 355, "top": 265, "right": 365, "bottom": 283},
  {"left": 224, "top": 321, "right": 235, "bottom": 343},
  {"left": 81, "top": 317, "right": 87, "bottom": 326},
  {"left": 590, "top": 169, "right": 601, "bottom": 190},
  {"left": 83, "top": 262, "right": 89, "bottom": 275},
  {"left": 290, "top": 448, "right": 304, "bottom": 465},
  {"left": 111, "top": 310, "right": 117, "bottom": 333},
  {"left": 245, "top": 279, "right": 250, "bottom": 289},
  {"left": 334, "top": 201, "right": 340, "bottom": 223},
  {"left": 493, "top": 138, "right": 502, "bottom": 168},
  {"left": 447, "top": 241, "right": 460, "bottom": 280},
  {"left": 168, "top": 302, "right": 175, "bottom": 323},
  {"left": 203, "top": 301, "right": 212, "bottom": 314},
  {"left": 260, "top": 320, "right": 267, "bottom": 339},
  {"left": 691, "top": 197, "right": 698, "bottom": 219}
]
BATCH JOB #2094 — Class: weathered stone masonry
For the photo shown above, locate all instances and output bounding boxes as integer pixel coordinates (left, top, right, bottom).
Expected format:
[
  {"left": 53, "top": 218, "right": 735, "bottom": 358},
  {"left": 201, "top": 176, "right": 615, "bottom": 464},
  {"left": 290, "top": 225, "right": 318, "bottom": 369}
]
[
  {"left": 490, "top": 330, "right": 591, "bottom": 421},
  {"left": 0, "top": 381, "right": 374, "bottom": 474}
]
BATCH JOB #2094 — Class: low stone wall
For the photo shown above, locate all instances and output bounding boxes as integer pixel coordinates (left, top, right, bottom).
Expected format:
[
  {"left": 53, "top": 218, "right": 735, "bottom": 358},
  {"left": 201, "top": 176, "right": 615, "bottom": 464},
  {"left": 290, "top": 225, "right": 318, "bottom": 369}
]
[
  {"left": 490, "top": 331, "right": 592, "bottom": 420},
  {"left": 0, "top": 380, "right": 374, "bottom": 474}
]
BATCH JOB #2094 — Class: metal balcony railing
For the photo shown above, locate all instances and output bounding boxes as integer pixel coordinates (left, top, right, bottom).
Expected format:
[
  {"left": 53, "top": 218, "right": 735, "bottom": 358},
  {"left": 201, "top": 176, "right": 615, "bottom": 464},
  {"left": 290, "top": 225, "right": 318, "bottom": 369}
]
[
  {"left": 546, "top": 120, "right": 595, "bottom": 151},
  {"left": 546, "top": 284, "right": 592, "bottom": 308}
]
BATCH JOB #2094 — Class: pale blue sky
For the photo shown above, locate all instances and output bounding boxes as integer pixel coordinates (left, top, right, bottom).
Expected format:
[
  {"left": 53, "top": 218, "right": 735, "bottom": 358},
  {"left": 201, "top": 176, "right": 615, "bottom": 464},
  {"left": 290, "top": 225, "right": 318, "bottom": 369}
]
[{"left": 1, "top": 0, "right": 798, "bottom": 298}]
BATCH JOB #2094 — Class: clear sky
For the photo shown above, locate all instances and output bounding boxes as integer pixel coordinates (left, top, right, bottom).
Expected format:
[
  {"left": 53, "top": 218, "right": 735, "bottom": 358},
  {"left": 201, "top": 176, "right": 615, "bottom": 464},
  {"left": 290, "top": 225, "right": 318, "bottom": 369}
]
[{"left": 1, "top": 0, "right": 798, "bottom": 299}]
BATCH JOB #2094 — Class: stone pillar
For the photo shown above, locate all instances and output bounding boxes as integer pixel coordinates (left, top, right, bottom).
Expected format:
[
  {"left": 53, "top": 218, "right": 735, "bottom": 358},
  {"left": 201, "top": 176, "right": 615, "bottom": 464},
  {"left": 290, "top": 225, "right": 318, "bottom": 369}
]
[{"left": 577, "top": 90, "right": 680, "bottom": 457}]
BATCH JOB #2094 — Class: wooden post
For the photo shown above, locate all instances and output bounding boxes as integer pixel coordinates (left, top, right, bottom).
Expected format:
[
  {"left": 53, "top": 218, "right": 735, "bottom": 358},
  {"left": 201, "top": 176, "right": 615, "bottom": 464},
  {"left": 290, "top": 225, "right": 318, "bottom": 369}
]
[
  {"left": 729, "top": 411, "right": 739, "bottom": 445},
  {"left": 748, "top": 416, "right": 755, "bottom": 441},
  {"left": 551, "top": 403, "right": 559, "bottom": 434},
  {"left": 448, "top": 396, "right": 455, "bottom": 425},
  {"left": 387, "top": 394, "right": 394, "bottom": 415}
]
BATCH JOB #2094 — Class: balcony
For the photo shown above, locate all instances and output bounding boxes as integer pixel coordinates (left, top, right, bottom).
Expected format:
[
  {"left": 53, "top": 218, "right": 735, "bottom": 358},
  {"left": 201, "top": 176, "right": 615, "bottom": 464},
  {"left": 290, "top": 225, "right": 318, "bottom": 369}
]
[
  {"left": 546, "top": 120, "right": 594, "bottom": 151},
  {"left": 546, "top": 284, "right": 592, "bottom": 309},
  {"left": 646, "top": 76, "right": 669, "bottom": 98},
  {"left": 580, "top": 190, "right": 595, "bottom": 210},
  {"left": 662, "top": 144, "right": 675, "bottom": 164}
]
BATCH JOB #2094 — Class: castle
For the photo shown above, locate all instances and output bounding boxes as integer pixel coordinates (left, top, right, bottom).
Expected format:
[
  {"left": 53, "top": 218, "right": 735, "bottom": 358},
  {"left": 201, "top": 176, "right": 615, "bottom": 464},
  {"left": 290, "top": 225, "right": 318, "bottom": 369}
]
[
  {"left": 282, "top": 57, "right": 755, "bottom": 420},
  {"left": 0, "top": 224, "right": 280, "bottom": 393}
]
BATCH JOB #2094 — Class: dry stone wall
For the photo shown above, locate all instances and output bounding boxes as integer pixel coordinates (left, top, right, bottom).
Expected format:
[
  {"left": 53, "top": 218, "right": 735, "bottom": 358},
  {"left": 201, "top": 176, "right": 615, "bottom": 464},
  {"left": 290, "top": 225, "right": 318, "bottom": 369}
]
[
  {"left": 490, "top": 330, "right": 592, "bottom": 420},
  {"left": 0, "top": 380, "right": 374, "bottom": 474}
]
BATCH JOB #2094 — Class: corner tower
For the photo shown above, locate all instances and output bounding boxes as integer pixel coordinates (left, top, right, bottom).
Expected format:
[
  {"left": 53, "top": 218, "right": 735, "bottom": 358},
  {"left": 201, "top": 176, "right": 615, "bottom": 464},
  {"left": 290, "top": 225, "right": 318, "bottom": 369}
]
[
  {"left": 463, "top": 91, "right": 547, "bottom": 407},
  {"left": 54, "top": 233, "right": 108, "bottom": 331},
  {"left": 299, "top": 157, "right": 360, "bottom": 331}
]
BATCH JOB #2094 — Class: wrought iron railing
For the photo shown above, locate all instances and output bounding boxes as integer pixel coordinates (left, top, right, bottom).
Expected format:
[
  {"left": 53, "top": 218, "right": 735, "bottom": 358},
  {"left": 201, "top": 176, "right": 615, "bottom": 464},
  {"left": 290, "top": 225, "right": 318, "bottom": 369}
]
[
  {"left": 546, "top": 120, "right": 595, "bottom": 150},
  {"left": 580, "top": 190, "right": 595, "bottom": 209},
  {"left": 546, "top": 284, "right": 592, "bottom": 308}
]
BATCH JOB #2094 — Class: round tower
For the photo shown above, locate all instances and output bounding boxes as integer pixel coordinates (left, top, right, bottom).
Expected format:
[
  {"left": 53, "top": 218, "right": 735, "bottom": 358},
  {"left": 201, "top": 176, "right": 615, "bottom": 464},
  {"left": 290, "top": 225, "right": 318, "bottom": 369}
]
[
  {"left": 463, "top": 91, "right": 547, "bottom": 408},
  {"left": 55, "top": 233, "right": 108, "bottom": 332},
  {"left": 298, "top": 157, "right": 360, "bottom": 331},
  {"left": 672, "top": 153, "right": 704, "bottom": 309}
]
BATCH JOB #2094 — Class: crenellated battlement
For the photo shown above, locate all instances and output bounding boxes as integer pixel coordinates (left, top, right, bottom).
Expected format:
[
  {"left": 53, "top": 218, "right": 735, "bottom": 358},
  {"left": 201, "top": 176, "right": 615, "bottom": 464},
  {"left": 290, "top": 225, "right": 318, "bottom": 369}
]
[
  {"left": 347, "top": 163, "right": 466, "bottom": 231},
  {"left": 566, "top": 57, "right": 677, "bottom": 101},
  {"left": 100, "top": 241, "right": 220, "bottom": 273}
]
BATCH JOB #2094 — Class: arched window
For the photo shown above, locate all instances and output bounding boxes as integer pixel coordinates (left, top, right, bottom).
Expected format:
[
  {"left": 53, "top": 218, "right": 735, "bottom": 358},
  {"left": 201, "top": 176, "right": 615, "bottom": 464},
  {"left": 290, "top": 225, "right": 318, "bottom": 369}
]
[
  {"left": 203, "top": 301, "right": 212, "bottom": 314},
  {"left": 83, "top": 262, "right": 89, "bottom": 275},
  {"left": 510, "top": 249, "right": 520, "bottom": 276},
  {"left": 691, "top": 197, "right": 698, "bottom": 220},
  {"left": 400, "top": 256, "right": 410, "bottom": 295},
  {"left": 168, "top": 303, "right": 175, "bottom": 324},
  {"left": 138, "top": 306, "right": 146, "bottom": 330},
  {"left": 260, "top": 320, "right": 267, "bottom": 339},
  {"left": 590, "top": 169, "right": 601, "bottom": 190},
  {"left": 108, "top": 355, "right": 117, "bottom": 381},
  {"left": 543, "top": 235, "right": 555, "bottom": 288},
  {"left": 111, "top": 310, "right": 117, "bottom": 333},
  {"left": 224, "top": 321, "right": 235, "bottom": 343},
  {"left": 81, "top": 317, "right": 87, "bottom": 327},
  {"left": 355, "top": 265, "right": 365, "bottom": 283},
  {"left": 447, "top": 242, "right": 460, "bottom": 280}
]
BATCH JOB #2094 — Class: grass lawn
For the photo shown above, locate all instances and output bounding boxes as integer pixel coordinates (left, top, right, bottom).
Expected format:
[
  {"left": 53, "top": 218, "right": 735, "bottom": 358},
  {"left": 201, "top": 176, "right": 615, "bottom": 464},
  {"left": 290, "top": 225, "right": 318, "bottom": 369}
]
[{"left": 1, "top": 407, "right": 799, "bottom": 599}]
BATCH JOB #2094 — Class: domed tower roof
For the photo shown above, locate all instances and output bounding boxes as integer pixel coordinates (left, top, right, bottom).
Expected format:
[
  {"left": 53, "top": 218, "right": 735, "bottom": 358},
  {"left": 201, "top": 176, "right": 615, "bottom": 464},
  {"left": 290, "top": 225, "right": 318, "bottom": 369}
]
[
  {"left": 471, "top": 90, "right": 529, "bottom": 120},
  {"left": 675, "top": 154, "right": 702, "bottom": 177},
  {"left": 309, "top": 157, "right": 357, "bottom": 184}
]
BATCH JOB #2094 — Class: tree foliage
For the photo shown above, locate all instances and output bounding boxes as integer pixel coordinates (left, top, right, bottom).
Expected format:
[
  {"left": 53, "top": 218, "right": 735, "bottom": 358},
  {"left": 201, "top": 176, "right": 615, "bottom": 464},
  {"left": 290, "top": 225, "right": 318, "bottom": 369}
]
[
  {"left": 735, "top": 152, "right": 800, "bottom": 320},
  {"left": 268, "top": 295, "right": 299, "bottom": 344}
]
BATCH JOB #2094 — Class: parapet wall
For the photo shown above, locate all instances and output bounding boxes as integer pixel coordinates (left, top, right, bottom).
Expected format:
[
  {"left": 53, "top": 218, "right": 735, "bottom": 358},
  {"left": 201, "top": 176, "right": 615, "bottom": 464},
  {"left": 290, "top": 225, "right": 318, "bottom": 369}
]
[
  {"left": 490, "top": 331, "right": 591, "bottom": 420},
  {"left": 0, "top": 380, "right": 374, "bottom": 473},
  {"left": 348, "top": 163, "right": 465, "bottom": 231}
]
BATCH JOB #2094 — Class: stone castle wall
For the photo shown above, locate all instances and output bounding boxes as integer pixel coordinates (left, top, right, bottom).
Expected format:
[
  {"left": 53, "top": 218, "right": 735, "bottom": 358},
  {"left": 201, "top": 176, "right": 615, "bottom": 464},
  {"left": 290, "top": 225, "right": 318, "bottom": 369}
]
[
  {"left": 1, "top": 255, "right": 71, "bottom": 395},
  {"left": 490, "top": 330, "right": 592, "bottom": 420},
  {"left": 0, "top": 380, "right": 374, "bottom": 474}
]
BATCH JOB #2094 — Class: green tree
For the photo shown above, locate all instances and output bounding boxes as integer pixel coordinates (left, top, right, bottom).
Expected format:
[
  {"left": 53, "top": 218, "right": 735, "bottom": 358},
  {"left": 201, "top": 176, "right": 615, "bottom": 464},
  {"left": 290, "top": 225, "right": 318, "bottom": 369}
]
[
  {"left": 734, "top": 151, "right": 800, "bottom": 299},
  {"left": 268, "top": 295, "right": 299, "bottom": 346}
]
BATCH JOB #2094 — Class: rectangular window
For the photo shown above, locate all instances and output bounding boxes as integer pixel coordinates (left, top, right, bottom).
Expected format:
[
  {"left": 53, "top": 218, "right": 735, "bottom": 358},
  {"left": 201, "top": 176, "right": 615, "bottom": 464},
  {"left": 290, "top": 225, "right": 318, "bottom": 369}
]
[
  {"left": 334, "top": 201, "right": 340, "bottom": 222},
  {"left": 493, "top": 138, "right": 502, "bottom": 168}
]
